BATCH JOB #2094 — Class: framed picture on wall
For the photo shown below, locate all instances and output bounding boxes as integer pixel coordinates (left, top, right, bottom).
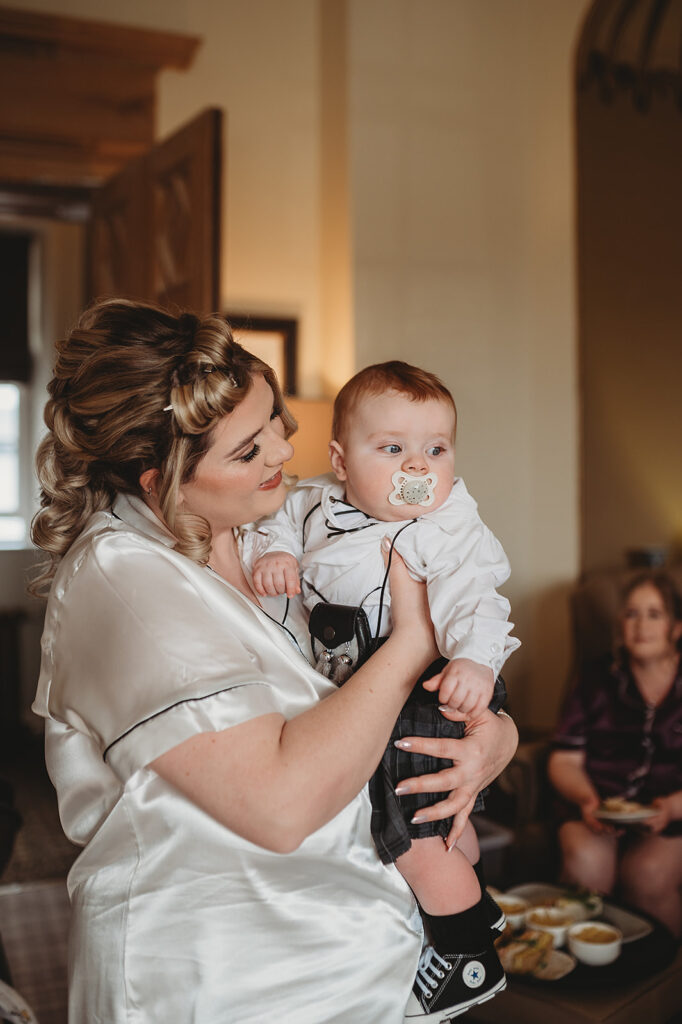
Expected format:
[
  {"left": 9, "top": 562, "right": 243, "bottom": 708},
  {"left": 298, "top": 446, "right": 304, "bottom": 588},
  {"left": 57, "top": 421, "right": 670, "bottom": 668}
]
[{"left": 225, "top": 313, "right": 298, "bottom": 395}]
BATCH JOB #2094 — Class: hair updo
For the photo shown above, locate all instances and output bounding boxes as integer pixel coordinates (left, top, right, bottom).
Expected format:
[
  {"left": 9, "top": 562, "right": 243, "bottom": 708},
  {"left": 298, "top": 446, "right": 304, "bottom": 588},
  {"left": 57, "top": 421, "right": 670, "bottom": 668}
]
[{"left": 30, "top": 298, "right": 295, "bottom": 594}]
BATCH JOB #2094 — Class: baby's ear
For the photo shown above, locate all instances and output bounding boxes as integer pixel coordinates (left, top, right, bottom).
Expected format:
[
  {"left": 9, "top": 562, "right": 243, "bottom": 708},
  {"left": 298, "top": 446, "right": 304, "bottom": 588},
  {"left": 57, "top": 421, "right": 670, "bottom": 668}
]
[{"left": 328, "top": 440, "right": 347, "bottom": 481}]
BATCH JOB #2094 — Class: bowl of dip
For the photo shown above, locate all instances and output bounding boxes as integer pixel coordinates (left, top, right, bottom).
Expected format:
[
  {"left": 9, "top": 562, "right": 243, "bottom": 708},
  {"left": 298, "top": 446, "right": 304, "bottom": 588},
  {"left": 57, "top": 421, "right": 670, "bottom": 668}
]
[
  {"left": 525, "top": 907, "right": 573, "bottom": 948},
  {"left": 567, "top": 922, "right": 622, "bottom": 965},
  {"left": 495, "top": 895, "right": 529, "bottom": 931}
]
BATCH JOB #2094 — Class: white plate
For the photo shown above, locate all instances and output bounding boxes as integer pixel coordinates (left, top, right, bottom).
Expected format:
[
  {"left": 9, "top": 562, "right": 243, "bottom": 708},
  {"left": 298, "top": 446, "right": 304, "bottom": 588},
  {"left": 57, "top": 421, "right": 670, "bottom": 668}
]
[
  {"left": 532, "top": 949, "right": 577, "bottom": 981},
  {"left": 506, "top": 883, "right": 652, "bottom": 944},
  {"left": 594, "top": 806, "right": 658, "bottom": 824}
]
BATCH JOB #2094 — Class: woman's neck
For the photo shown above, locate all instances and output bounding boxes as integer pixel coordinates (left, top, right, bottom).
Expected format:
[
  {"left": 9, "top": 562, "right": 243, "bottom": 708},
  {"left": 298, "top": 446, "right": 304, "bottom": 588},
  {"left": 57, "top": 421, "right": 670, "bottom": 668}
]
[
  {"left": 207, "top": 529, "right": 261, "bottom": 606},
  {"left": 630, "top": 650, "right": 680, "bottom": 706}
]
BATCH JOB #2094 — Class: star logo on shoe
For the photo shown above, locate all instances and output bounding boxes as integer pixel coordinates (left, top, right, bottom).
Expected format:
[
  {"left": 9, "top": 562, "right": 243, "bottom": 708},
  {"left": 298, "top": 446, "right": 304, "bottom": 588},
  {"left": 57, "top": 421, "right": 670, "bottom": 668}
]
[{"left": 462, "top": 960, "right": 486, "bottom": 988}]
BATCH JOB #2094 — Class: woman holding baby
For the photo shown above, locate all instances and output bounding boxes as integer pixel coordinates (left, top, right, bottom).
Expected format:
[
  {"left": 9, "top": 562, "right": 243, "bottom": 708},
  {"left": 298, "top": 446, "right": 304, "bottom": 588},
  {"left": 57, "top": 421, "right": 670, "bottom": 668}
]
[
  {"left": 31, "top": 299, "right": 518, "bottom": 1022},
  {"left": 549, "top": 571, "right": 682, "bottom": 938}
]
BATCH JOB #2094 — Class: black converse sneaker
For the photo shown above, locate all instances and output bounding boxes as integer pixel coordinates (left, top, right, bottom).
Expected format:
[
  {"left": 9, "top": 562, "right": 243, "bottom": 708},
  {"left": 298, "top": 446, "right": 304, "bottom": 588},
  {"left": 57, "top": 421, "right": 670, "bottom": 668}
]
[
  {"left": 404, "top": 944, "right": 507, "bottom": 1021},
  {"left": 483, "top": 889, "right": 506, "bottom": 937}
]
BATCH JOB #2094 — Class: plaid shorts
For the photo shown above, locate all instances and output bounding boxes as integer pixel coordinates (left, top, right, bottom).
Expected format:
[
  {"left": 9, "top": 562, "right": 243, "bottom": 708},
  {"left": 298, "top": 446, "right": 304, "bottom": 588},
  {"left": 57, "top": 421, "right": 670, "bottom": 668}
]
[{"left": 368, "top": 671, "right": 507, "bottom": 864}]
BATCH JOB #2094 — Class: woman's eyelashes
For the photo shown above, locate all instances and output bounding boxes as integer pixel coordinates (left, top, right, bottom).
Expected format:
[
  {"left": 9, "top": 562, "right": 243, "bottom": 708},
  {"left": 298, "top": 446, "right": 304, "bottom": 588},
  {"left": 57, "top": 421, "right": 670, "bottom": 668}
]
[
  {"left": 236, "top": 408, "right": 281, "bottom": 463},
  {"left": 239, "top": 443, "right": 261, "bottom": 463}
]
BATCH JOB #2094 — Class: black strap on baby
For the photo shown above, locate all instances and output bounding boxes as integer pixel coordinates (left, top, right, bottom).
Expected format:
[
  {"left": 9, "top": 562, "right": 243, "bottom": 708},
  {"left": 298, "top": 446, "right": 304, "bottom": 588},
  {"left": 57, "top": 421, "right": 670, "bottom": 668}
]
[{"left": 306, "top": 516, "right": 418, "bottom": 685}]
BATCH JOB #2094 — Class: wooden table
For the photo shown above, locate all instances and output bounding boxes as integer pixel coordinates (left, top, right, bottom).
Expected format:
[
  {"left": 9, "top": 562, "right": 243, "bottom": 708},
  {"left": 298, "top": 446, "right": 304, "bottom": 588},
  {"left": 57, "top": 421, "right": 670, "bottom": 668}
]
[{"left": 468, "top": 945, "right": 682, "bottom": 1024}]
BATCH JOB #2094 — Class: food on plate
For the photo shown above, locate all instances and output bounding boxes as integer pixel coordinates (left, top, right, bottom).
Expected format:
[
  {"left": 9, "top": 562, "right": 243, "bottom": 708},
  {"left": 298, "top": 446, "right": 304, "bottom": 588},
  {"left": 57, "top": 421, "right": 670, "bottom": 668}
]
[
  {"left": 526, "top": 908, "right": 572, "bottom": 927},
  {"left": 525, "top": 907, "right": 571, "bottom": 947},
  {"left": 571, "top": 925, "right": 618, "bottom": 944},
  {"left": 497, "top": 929, "right": 554, "bottom": 975},
  {"left": 495, "top": 894, "right": 529, "bottom": 931},
  {"left": 531, "top": 949, "right": 576, "bottom": 981},
  {"left": 554, "top": 891, "right": 602, "bottom": 920},
  {"left": 600, "top": 796, "right": 647, "bottom": 814},
  {"left": 496, "top": 896, "right": 528, "bottom": 914}
]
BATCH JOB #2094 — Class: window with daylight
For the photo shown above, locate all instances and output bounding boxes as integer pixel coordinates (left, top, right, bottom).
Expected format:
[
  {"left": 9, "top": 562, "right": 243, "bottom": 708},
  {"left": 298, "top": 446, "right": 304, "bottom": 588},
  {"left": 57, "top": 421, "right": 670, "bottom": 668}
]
[
  {"left": 0, "top": 230, "right": 33, "bottom": 547},
  {"left": 0, "top": 383, "right": 26, "bottom": 545}
]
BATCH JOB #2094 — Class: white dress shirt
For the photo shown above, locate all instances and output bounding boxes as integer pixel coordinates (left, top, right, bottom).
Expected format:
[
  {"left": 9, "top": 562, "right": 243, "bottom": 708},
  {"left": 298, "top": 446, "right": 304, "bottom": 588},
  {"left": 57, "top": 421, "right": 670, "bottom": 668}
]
[{"left": 243, "top": 474, "right": 520, "bottom": 676}]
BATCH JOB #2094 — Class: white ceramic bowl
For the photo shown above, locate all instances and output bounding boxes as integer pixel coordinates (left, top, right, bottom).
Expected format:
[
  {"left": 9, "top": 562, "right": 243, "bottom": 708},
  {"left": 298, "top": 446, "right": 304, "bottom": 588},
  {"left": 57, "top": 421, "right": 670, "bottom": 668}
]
[
  {"left": 567, "top": 921, "right": 622, "bottom": 965},
  {"left": 495, "top": 895, "right": 529, "bottom": 931},
  {"left": 525, "top": 907, "right": 574, "bottom": 948}
]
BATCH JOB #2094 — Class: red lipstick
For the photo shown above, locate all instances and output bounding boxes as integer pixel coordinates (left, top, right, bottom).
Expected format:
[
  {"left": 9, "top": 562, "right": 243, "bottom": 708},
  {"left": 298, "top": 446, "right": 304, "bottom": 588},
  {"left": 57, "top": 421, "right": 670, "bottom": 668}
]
[{"left": 259, "top": 470, "right": 282, "bottom": 491}]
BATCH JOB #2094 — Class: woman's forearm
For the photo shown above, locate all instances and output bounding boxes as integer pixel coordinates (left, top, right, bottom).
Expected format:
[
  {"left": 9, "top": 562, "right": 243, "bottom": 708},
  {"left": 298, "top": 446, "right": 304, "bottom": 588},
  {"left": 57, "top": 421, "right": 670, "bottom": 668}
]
[
  {"left": 547, "top": 748, "right": 599, "bottom": 808},
  {"left": 152, "top": 628, "right": 432, "bottom": 853}
]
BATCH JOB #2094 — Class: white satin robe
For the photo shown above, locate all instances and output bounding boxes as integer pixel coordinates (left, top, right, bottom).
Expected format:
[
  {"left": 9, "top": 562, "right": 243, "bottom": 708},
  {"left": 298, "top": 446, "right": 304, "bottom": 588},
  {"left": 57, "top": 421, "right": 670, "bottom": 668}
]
[{"left": 32, "top": 494, "right": 421, "bottom": 1023}]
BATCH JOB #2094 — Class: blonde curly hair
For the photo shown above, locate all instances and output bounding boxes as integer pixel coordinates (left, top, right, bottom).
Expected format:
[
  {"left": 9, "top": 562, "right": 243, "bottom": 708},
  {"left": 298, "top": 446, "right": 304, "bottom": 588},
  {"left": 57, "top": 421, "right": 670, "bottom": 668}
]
[{"left": 30, "top": 298, "right": 296, "bottom": 596}]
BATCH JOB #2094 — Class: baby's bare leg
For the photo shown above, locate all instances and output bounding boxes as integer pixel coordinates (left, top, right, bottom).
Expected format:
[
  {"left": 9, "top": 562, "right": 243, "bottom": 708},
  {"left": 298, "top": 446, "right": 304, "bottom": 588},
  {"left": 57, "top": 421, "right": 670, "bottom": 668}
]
[
  {"left": 396, "top": 835, "right": 480, "bottom": 915},
  {"left": 454, "top": 818, "right": 480, "bottom": 864}
]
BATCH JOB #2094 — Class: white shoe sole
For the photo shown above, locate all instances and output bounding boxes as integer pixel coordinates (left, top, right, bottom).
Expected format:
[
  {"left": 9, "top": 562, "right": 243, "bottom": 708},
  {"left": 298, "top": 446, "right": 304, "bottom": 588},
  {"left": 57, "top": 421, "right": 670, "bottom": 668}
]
[{"left": 404, "top": 975, "right": 507, "bottom": 1022}]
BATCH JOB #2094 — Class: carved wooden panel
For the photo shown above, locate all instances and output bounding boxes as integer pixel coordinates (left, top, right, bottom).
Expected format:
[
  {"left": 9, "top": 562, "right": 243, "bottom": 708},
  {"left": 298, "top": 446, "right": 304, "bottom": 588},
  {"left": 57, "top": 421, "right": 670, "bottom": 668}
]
[
  {"left": 0, "top": 6, "right": 200, "bottom": 186},
  {"left": 89, "top": 159, "right": 152, "bottom": 300},
  {"left": 88, "top": 109, "right": 222, "bottom": 312}
]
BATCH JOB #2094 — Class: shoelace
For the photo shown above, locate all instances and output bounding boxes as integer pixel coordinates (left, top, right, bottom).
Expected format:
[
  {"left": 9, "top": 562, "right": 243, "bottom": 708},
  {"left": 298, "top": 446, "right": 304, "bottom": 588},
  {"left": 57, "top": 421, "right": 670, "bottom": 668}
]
[{"left": 414, "top": 946, "right": 452, "bottom": 999}]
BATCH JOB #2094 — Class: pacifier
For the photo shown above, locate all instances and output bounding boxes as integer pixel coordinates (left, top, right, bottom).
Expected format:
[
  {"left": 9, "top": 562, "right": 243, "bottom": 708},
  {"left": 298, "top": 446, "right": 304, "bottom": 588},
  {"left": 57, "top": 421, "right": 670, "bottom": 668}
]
[{"left": 388, "top": 471, "right": 438, "bottom": 507}]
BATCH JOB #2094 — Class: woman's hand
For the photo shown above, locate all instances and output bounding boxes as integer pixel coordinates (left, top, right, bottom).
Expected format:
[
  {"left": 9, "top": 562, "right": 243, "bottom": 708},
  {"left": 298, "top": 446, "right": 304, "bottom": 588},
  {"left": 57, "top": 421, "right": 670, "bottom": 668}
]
[
  {"left": 393, "top": 708, "right": 518, "bottom": 848},
  {"left": 383, "top": 539, "right": 439, "bottom": 671},
  {"left": 644, "top": 792, "right": 682, "bottom": 834},
  {"left": 579, "top": 794, "right": 613, "bottom": 834}
]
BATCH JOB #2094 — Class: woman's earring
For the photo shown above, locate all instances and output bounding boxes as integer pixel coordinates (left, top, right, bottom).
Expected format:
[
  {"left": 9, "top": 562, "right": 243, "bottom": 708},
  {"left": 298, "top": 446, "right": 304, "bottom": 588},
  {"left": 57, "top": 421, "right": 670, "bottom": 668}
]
[{"left": 147, "top": 488, "right": 153, "bottom": 497}]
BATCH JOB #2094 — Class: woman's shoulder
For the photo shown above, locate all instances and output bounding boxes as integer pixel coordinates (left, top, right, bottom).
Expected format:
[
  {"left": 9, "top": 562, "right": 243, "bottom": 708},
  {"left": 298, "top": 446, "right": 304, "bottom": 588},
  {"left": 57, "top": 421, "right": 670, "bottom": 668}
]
[{"left": 49, "top": 511, "right": 189, "bottom": 611}]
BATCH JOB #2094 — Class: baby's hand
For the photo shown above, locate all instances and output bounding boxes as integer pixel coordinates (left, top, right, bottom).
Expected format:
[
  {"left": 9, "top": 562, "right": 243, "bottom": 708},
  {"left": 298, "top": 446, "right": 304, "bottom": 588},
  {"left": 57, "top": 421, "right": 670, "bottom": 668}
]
[
  {"left": 424, "top": 658, "right": 495, "bottom": 720},
  {"left": 252, "top": 552, "right": 301, "bottom": 598}
]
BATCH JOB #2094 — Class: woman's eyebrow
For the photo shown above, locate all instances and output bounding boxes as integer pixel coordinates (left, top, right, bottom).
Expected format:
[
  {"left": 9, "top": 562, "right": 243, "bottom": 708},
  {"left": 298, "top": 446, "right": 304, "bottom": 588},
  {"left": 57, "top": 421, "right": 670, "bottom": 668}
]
[
  {"left": 225, "top": 401, "right": 274, "bottom": 457},
  {"left": 226, "top": 428, "right": 260, "bottom": 458}
]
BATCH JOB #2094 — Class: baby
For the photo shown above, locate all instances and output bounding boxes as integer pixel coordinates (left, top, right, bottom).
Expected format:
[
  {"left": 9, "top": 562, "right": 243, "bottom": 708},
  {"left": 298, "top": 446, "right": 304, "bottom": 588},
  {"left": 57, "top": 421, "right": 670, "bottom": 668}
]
[{"left": 244, "top": 361, "right": 519, "bottom": 1019}]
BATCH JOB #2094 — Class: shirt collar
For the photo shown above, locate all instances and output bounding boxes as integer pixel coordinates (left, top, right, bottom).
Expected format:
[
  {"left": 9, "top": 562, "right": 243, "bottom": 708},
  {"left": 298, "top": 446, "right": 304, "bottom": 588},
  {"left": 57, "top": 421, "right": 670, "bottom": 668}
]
[
  {"left": 614, "top": 652, "right": 682, "bottom": 708},
  {"left": 112, "top": 492, "right": 177, "bottom": 548}
]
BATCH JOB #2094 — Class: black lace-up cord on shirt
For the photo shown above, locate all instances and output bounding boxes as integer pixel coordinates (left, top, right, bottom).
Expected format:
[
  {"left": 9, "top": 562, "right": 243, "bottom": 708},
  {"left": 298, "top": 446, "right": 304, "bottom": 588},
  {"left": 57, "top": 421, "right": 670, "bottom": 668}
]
[
  {"left": 300, "top": 500, "right": 418, "bottom": 646},
  {"left": 372, "top": 519, "right": 418, "bottom": 643}
]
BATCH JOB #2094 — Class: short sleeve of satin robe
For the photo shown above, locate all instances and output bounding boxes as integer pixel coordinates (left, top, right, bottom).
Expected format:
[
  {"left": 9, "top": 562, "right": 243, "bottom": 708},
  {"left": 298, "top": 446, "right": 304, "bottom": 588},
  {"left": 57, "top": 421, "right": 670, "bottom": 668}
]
[{"left": 33, "top": 502, "right": 334, "bottom": 785}]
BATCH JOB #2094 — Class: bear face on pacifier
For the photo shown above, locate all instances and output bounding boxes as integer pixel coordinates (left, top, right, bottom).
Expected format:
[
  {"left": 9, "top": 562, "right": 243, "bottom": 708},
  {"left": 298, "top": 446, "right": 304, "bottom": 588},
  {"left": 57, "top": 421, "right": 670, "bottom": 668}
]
[{"left": 388, "top": 470, "right": 439, "bottom": 507}]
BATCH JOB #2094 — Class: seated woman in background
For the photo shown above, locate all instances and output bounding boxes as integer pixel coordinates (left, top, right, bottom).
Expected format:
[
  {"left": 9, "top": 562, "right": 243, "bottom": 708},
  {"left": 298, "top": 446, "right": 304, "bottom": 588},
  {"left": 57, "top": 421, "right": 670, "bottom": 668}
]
[{"left": 548, "top": 571, "right": 682, "bottom": 937}]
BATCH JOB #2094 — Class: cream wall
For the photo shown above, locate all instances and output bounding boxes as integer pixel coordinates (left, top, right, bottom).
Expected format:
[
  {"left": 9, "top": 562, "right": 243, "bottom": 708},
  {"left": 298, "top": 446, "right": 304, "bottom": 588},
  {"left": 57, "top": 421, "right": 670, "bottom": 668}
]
[
  {"left": 578, "top": 89, "right": 682, "bottom": 572},
  {"left": 348, "top": 0, "right": 588, "bottom": 728},
  {"left": 6, "top": 0, "right": 587, "bottom": 730}
]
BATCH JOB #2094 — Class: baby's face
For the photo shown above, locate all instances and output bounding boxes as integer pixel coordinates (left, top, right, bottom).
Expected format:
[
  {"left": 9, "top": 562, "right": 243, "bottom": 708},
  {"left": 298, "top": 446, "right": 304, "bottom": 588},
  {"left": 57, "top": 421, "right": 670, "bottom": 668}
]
[{"left": 329, "top": 390, "right": 456, "bottom": 521}]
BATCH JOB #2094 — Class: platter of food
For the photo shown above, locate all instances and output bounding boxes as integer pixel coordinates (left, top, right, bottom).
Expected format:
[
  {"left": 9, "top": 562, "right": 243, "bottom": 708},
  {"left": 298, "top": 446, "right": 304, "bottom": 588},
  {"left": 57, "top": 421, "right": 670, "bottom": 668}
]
[
  {"left": 490, "top": 883, "right": 676, "bottom": 990},
  {"left": 593, "top": 797, "right": 658, "bottom": 824},
  {"left": 502, "top": 883, "right": 652, "bottom": 943}
]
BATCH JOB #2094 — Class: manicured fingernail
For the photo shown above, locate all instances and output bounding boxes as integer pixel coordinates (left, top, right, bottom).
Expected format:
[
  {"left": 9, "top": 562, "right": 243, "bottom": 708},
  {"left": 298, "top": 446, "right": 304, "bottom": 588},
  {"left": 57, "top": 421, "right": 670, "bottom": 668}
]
[
  {"left": 438, "top": 705, "right": 450, "bottom": 713},
  {"left": 395, "top": 784, "right": 411, "bottom": 796},
  {"left": 381, "top": 536, "right": 391, "bottom": 551},
  {"left": 411, "top": 814, "right": 425, "bottom": 824},
  {"left": 394, "top": 739, "right": 412, "bottom": 750},
  {"left": 447, "top": 840, "right": 458, "bottom": 852}
]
